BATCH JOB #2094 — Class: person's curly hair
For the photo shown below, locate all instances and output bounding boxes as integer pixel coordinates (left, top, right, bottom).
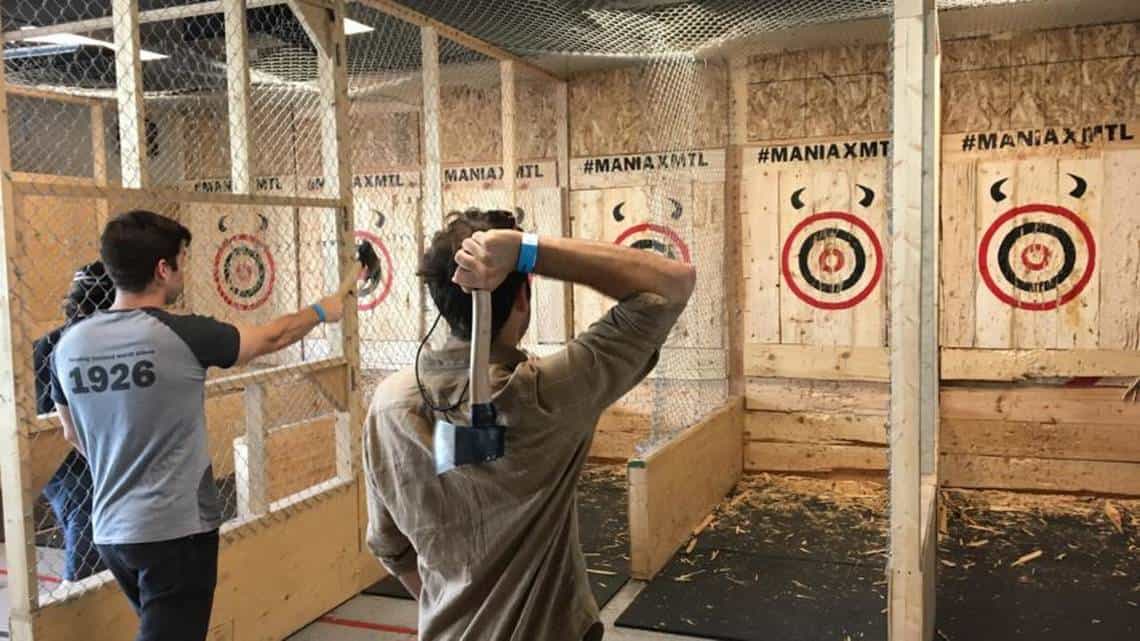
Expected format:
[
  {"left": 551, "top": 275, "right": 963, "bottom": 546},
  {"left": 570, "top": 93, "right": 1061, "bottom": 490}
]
[{"left": 417, "top": 208, "right": 529, "bottom": 340}]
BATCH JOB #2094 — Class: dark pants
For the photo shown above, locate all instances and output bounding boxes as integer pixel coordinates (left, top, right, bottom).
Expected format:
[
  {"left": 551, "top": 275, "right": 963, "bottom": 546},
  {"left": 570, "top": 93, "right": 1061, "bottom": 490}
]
[
  {"left": 97, "top": 530, "right": 219, "bottom": 641},
  {"left": 42, "top": 451, "right": 104, "bottom": 581}
]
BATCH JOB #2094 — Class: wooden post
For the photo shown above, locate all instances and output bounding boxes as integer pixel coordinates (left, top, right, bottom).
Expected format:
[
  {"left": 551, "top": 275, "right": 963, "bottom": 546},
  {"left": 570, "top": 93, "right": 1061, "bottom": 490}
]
[
  {"left": 223, "top": 0, "right": 253, "bottom": 193},
  {"left": 889, "top": 1, "right": 935, "bottom": 640},
  {"left": 0, "top": 6, "right": 40, "bottom": 631},
  {"left": 500, "top": 61, "right": 517, "bottom": 212},
  {"left": 236, "top": 383, "right": 270, "bottom": 516},
  {"left": 555, "top": 81, "right": 573, "bottom": 341},
  {"left": 287, "top": 0, "right": 357, "bottom": 480},
  {"left": 112, "top": 0, "right": 148, "bottom": 188},
  {"left": 91, "top": 103, "right": 110, "bottom": 229},
  {"left": 421, "top": 27, "right": 442, "bottom": 230}
]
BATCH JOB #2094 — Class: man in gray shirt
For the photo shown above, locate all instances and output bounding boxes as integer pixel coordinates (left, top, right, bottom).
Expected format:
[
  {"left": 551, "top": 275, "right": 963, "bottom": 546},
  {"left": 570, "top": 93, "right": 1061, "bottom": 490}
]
[{"left": 51, "top": 209, "right": 356, "bottom": 641}]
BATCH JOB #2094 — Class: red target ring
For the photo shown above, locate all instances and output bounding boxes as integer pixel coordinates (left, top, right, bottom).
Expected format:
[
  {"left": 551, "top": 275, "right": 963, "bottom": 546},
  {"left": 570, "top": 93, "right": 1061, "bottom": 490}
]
[
  {"left": 214, "top": 234, "right": 275, "bottom": 311},
  {"left": 781, "top": 211, "right": 883, "bottom": 310},
  {"left": 354, "top": 230, "right": 394, "bottom": 311},
  {"left": 613, "top": 223, "right": 692, "bottom": 264},
  {"left": 977, "top": 203, "right": 1095, "bottom": 311}
]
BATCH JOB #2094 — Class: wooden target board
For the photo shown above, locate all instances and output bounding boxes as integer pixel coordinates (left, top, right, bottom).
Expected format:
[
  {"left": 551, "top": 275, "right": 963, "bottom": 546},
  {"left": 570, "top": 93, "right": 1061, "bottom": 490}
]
[
  {"left": 742, "top": 139, "right": 889, "bottom": 349},
  {"left": 570, "top": 149, "right": 727, "bottom": 379},
  {"left": 941, "top": 129, "right": 1140, "bottom": 351},
  {"left": 441, "top": 160, "right": 567, "bottom": 351},
  {"left": 183, "top": 176, "right": 301, "bottom": 365},
  {"left": 296, "top": 171, "right": 421, "bottom": 370}
]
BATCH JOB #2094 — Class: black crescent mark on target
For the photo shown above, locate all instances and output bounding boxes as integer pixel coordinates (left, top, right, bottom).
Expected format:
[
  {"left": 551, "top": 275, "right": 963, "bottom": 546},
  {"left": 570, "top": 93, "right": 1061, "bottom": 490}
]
[
  {"left": 668, "top": 198, "right": 683, "bottom": 220},
  {"left": 1067, "top": 173, "right": 1087, "bottom": 199},
  {"left": 996, "top": 221, "right": 1076, "bottom": 293},
  {"left": 217, "top": 215, "right": 228, "bottom": 233},
  {"left": 857, "top": 184, "right": 875, "bottom": 207},
  {"left": 257, "top": 214, "right": 269, "bottom": 232},
  {"left": 612, "top": 202, "right": 626, "bottom": 222},
  {"left": 791, "top": 187, "right": 806, "bottom": 210},
  {"left": 990, "top": 178, "right": 1009, "bottom": 203},
  {"left": 630, "top": 238, "right": 676, "bottom": 260},
  {"left": 514, "top": 207, "right": 526, "bottom": 225},
  {"left": 374, "top": 209, "right": 386, "bottom": 229},
  {"left": 798, "top": 229, "right": 867, "bottom": 293}
]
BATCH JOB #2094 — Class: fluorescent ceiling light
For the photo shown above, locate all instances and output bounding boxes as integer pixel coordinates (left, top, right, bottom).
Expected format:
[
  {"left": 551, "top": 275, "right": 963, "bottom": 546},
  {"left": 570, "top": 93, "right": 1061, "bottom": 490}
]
[
  {"left": 21, "top": 31, "right": 168, "bottom": 61},
  {"left": 344, "top": 18, "right": 374, "bottom": 35}
]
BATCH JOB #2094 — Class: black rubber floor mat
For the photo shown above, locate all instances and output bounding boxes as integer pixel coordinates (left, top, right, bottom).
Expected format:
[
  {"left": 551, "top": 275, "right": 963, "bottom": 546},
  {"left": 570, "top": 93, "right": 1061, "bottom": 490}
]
[
  {"left": 937, "top": 494, "right": 1140, "bottom": 640},
  {"left": 615, "top": 549, "right": 886, "bottom": 641}
]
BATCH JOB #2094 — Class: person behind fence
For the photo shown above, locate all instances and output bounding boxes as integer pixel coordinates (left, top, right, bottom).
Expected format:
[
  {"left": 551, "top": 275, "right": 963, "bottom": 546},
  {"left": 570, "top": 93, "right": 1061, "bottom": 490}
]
[
  {"left": 363, "top": 208, "right": 696, "bottom": 640},
  {"left": 49, "top": 209, "right": 360, "bottom": 641},
  {"left": 32, "top": 261, "right": 116, "bottom": 583}
]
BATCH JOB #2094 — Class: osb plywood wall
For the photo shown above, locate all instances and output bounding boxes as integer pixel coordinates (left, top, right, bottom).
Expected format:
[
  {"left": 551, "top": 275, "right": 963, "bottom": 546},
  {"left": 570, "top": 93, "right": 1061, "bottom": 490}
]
[
  {"left": 738, "top": 41, "right": 892, "bottom": 477},
  {"left": 569, "top": 63, "right": 728, "bottom": 156},
  {"left": 744, "top": 44, "right": 890, "bottom": 142},
  {"left": 941, "top": 23, "right": 1138, "bottom": 134},
  {"left": 937, "top": 22, "right": 1140, "bottom": 496}
]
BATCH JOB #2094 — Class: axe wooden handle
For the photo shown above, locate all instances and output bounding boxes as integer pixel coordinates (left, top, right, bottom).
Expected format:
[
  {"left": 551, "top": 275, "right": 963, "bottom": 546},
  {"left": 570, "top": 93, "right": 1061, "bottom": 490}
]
[{"left": 469, "top": 290, "right": 492, "bottom": 406}]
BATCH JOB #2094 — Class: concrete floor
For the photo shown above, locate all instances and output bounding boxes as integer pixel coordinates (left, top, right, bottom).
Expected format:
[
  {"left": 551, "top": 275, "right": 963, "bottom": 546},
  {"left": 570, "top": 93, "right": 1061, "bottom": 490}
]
[{"left": 287, "top": 580, "right": 709, "bottom": 641}]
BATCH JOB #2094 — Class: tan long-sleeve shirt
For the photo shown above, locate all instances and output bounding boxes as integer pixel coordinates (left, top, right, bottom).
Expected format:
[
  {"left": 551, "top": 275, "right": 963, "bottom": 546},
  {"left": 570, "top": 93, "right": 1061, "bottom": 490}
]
[{"left": 363, "top": 292, "right": 685, "bottom": 641}]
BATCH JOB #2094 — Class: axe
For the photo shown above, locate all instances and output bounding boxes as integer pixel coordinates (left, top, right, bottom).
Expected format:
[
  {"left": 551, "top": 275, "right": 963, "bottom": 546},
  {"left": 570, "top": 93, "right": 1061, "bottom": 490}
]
[
  {"left": 433, "top": 290, "right": 505, "bottom": 475},
  {"left": 355, "top": 240, "right": 384, "bottom": 297}
]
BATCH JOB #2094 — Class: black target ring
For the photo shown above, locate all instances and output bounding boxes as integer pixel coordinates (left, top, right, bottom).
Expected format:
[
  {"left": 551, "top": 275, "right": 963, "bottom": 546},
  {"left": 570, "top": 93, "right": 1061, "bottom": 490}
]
[
  {"left": 798, "top": 228, "right": 866, "bottom": 294},
  {"left": 213, "top": 234, "right": 276, "bottom": 311},
  {"left": 223, "top": 246, "right": 267, "bottom": 299},
  {"left": 996, "top": 221, "right": 1076, "bottom": 294}
]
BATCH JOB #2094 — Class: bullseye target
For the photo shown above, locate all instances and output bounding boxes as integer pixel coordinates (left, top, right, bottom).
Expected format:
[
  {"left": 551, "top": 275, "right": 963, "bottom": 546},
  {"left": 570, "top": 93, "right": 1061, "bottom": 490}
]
[
  {"left": 781, "top": 211, "right": 883, "bottom": 310},
  {"left": 354, "top": 230, "right": 394, "bottom": 311},
  {"left": 977, "top": 204, "right": 1095, "bottom": 311},
  {"left": 214, "top": 234, "right": 275, "bottom": 311},
  {"left": 613, "top": 223, "right": 692, "bottom": 264}
]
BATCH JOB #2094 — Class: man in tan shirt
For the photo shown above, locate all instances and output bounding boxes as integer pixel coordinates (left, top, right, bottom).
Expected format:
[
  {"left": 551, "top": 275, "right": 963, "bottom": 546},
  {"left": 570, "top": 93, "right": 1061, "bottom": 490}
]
[{"left": 364, "top": 209, "right": 695, "bottom": 640}]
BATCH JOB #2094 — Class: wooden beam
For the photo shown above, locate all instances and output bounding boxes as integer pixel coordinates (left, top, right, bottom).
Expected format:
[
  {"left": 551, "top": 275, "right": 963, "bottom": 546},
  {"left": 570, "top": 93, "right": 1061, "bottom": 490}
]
[
  {"left": 746, "top": 442, "right": 887, "bottom": 473},
  {"left": 919, "top": 5, "right": 941, "bottom": 481},
  {"left": 236, "top": 383, "right": 270, "bottom": 517},
  {"left": 90, "top": 104, "right": 110, "bottom": 229},
  {"left": 5, "top": 85, "right": 104, "bottom": 105},
  {"left": 287, "top": 0, "right": 334, "bottom": 57},
  {"left": 941, "top": 418, "right": 1140, "bottom": 463},
  {"left": 628, "top": 397, "right": 743, "bottom": 580},
  {"left": 746, "top": 377, "right": 889, "bottom": 415},
  {"left": 555, "top": 80, "right": 573, "bottom": 341},
  {"left": 744, "top": 343, "right": 889, "bottom": 381},
  {"left": 112, "top": 0, "right": 148, "bottom": 188},
  {"left": 356, "top": 0, "right": 561, "bottom": 82},
  {"left": 590, "top": 407, "right": 651, "bottom": 462},
  {"left": 888, "top": 0, "right": 935, "bottom": 639},
  {"left": 0, "top": 4, "right": 40, "bottom": 622},
  {"left": 745, "top": 411, "right": 888, "bottom": 446},
  {"left": 501, "top": 60, "right": 517, "bottom": 210},
  {"left": 940, "top": 454, "right": 1140, "bottom": 496},
  {"left": 941, "top": 385, "right": 1140, "bottom": 426},
  {"left": 941, "top": 348, "right": 1140, "bottom": 381},
  {"left": 421, "top": 27, "right": 443, "bottom": 229},
  {"left": 7, "top": 180, "right": 342, "bottom": 209},
  {"left": 224, "top": 0, "right": 253, "bottom": 193}
]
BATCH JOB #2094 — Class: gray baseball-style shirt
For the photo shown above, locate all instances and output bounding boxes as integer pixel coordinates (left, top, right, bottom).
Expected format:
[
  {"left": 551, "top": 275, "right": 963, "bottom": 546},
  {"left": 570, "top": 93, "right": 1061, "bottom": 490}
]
[{"left": 50, "top": 308, "right": 240, "bottom": 545}]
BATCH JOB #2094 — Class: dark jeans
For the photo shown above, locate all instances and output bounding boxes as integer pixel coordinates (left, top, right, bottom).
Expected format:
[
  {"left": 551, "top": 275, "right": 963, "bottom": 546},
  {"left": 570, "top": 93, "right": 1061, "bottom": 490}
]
[
  {"left": 42, "top": 451, "right": 104, "bottom": 581},
  {"left": 97, "top": 530, "right": 219, "bottom": 641}
]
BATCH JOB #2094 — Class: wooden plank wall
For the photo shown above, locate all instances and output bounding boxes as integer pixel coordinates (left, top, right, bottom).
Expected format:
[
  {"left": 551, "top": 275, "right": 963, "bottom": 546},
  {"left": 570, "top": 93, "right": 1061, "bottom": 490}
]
[
  {"left": 937, "top": 22, "right": 1140, "bottom": 496},
  {"left": 735, "top": 41, "right": 892, "bottom": 475}
]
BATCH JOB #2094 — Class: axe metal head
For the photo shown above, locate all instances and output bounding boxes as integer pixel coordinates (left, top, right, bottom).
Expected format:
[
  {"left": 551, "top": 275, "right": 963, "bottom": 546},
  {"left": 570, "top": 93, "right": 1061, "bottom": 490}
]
[{"left": 355, "top": 240, "right": 383, "bottom": 297}]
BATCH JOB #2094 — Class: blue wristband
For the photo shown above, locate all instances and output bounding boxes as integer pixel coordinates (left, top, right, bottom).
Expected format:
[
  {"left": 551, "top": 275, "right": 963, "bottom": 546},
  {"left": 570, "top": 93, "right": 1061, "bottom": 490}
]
[
  {"left": 516, "top": 233, "right": 539, "bottom": 274},
  {"left": 310, "top": 303, "right": 327, "bottom": 323}
]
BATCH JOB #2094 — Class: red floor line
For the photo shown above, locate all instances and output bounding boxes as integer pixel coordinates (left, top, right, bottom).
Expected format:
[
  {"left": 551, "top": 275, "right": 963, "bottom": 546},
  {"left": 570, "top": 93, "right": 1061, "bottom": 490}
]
[
  {"left": 318, "top": 615, "right": 417, "bottom": 636},
  {"left": 0, "top": 567, "right": 63, "bottom": 584}
]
